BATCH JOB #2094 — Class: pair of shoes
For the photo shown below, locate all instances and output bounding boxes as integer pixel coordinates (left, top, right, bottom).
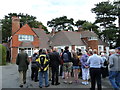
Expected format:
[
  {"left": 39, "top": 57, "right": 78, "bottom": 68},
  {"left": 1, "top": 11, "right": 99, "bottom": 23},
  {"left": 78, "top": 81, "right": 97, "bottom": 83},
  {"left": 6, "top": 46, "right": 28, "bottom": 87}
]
[
  {"left": 39, "top": 86, "right": 42, "bottom": 88},
  {"left": 45, "top": 84, "right": 50, "bottom": 87},
  {"left": 55, "top": 82, "right": 60, "bottom": 85},
  {"left": 19, "top": 85, "right": 23, "bottom": 88},
  {"left": 23, "top": 81, "right": 26, "bottom": 84}
]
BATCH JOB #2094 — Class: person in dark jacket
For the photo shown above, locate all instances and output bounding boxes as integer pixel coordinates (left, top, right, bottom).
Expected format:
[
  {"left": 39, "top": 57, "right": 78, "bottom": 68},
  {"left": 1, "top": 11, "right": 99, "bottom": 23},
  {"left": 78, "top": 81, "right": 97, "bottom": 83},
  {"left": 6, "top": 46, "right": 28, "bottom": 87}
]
[
  {"left": 49, "top": 48, "right": 61, "bottom": 85},
  {"left": 16, "top": 48, "right": 29, "bottom": 88},
  {"left": 31, "top": 50, "right": 39, "bottom": 82}
]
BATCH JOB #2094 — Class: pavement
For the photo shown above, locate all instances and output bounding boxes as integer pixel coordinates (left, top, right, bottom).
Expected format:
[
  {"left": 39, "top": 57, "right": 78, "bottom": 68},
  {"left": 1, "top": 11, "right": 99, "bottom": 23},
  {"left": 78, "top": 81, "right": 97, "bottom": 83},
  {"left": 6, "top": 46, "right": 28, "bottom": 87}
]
[{"left": 1, "top": 63, "right": 113, "bottom": 89}]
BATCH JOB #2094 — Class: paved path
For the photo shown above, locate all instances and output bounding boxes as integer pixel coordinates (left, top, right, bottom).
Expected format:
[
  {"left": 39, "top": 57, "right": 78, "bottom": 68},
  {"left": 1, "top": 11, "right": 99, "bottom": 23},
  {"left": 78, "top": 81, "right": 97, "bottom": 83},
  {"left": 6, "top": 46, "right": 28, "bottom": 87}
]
[{"left": 1, "top": 64, "right": 113, "bottom": 89}]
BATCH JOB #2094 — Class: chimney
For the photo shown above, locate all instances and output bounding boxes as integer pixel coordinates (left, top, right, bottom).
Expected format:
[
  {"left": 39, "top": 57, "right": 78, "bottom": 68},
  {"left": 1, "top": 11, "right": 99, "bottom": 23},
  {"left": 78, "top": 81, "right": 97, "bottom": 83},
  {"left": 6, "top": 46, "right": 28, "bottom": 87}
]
[
  {"left": 51, "top": 28, "right": 55, "bottom": 36},
  {"left": 12, "top": 16, "right": 20, "bottom": 35},
  {"left": 78, "top": 25, "right": 84, "bottom": 32},
  {"left": 38, "top": 25, "right": 43, "bottom": 29}
]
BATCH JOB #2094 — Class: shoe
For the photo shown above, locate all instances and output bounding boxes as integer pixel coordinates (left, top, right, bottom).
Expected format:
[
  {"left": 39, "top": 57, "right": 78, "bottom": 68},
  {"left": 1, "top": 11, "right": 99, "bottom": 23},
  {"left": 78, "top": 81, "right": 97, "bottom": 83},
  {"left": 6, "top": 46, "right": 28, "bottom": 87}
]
[
  {"left": 19, "top": 85, "right": 23, "bottom": 88},
  {"left": 45, "top": 84, "right": 50, "bottom": 87},
  {"left": 86, "top": 82, "right": 89, "bottom": 85},
  {"left": 55, "top": 82, "right": 60, "bottom": 85},
  {"left": 35, "top": 80, "right": 39, "bottom": 82},
  {"left": 49, "top": 79, "right": 52, "bottom": 81},
  {"left": 82, "top": 82, "right": 86, "bottom": 85},
  {"left": 69, "top": 81, "right": 72, "bottom": 84},
  {"left": 23, "top": 81, "right": 26, "bottom": 84},
  {"left": 51, "top": 83, "right": 54, "bottom": 85},
  {"left": 63, "top": 81, "right": 67, "bottom": 84},
  {"left": 39, "top": 86, "right": 42, "bottom": 88}
]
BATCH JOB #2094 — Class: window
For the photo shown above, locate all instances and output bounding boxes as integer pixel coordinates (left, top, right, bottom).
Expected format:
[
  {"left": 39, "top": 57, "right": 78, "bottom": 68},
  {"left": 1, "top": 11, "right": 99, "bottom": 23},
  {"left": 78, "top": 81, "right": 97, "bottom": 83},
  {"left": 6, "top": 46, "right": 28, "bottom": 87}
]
[
  {"left": 88, "top": 37, "right": 98, "bottom": 40},
  {"left": 18, "top": 35, "right": 34, "bottom": 41},
  {"left": 18, "top": 48, "right": 33, "bottom": 57}
]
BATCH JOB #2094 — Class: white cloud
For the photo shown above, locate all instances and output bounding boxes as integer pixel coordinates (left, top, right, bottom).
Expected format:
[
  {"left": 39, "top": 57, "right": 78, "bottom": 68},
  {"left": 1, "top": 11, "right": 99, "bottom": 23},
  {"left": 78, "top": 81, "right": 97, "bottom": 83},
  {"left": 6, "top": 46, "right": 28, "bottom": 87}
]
[{"left": 0, "top": 0, "right": 115, "bottom": 31}]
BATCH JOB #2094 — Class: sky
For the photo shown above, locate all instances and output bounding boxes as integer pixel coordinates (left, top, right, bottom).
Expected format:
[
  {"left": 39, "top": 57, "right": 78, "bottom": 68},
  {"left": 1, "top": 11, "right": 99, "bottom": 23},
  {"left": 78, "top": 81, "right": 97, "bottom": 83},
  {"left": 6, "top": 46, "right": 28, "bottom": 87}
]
[{"left": 0, "top": 0, "right": 115, "bottom": 31}]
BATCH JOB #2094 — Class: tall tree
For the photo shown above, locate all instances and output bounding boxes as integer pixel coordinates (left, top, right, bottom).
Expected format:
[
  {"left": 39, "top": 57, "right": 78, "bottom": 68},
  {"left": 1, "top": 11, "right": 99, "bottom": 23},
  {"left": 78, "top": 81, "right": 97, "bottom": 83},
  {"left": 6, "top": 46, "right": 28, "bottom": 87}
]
[
  {"left": 91, "top": 1, "right": 118, "bottom": 47},
  {"left": 91, "top": 1, "right": 116, "bottom": 29},
  {"left": 47, "top": 16, "right": 74, "bottom": 31},
  {"left": 113, "top": 0, "right": 120, "bottom": 47},
  {"left": 1, "top": 13, "right": 49, "bottom": 42}
]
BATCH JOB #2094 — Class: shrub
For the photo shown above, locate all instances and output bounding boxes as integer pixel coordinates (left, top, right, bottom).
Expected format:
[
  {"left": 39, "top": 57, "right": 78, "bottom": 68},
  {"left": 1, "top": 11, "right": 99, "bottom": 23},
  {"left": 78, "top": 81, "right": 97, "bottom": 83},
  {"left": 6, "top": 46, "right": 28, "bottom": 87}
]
[{"left": 0, "top": 44, "right": 7, "bottom": 65}]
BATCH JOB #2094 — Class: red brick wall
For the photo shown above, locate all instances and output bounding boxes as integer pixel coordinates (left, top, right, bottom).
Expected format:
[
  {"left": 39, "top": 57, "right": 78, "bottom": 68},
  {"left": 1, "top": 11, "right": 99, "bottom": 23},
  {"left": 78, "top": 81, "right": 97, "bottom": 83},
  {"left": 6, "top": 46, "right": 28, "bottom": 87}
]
[
  {"left": 11, "top": 47, "right": 18, "bottom": 63},
  {"left": 88, "top": 40, "right": 98, "bottom": 51},
  {"left": 82, "top": 38, "right": 98, "bottom": 51}
]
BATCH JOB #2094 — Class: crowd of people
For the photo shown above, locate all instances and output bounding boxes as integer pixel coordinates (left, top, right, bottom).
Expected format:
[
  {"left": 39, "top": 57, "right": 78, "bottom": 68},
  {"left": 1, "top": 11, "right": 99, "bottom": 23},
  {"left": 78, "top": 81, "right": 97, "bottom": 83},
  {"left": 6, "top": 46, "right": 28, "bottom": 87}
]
[{"left": 16, "top": 46, "right": 120, "bottom": 90}]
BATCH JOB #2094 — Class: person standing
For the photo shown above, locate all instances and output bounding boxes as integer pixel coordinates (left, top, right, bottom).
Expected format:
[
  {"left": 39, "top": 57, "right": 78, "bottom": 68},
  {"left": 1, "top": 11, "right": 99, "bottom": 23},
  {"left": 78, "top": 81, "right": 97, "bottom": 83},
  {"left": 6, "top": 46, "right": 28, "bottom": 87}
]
[
  {"left": 71, "top": 52, "right": 80, "bottom": 83},
  {"left": 61, "top": 46, "right": 72, "bottom": 84},
  {"left": 31, "top": 50, "right": 39, "bottom": 82},
  {"left": 49, "top": 48, "right": 61, "bottom": 85},
  {"left": 109, "top": 47, "right": 120, "bottom": 90},
  {"left": 80, "top": 51, "right": 89, "bottom": 85},
  {"left": 36, "top": 49, "right": 49, "bottom": 88},
  {"left": 87, "top": 49, "right": 103, "bottom": 90},
  {"left": 16, "top": 48, "right": 29, "bottom": 88}
]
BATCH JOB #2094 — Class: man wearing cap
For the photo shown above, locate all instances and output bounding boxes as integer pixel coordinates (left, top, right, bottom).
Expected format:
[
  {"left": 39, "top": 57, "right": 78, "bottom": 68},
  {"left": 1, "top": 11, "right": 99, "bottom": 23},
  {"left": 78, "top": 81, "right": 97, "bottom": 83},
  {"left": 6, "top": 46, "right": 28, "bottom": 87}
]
[
  {"left": 109, "top": 47, "right": 120, "bottom": 90},
  {"left": 16, "top": 48, "right": 29, "bottom": 88}
]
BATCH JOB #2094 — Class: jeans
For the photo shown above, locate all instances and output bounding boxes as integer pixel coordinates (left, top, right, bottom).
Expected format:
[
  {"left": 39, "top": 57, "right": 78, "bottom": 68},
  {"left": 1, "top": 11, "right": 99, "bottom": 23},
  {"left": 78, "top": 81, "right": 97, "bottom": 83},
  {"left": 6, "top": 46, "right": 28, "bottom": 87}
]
[
  {"left": 39, "top": 71, "right": 49, "bottom": 87},
  {"left": 109, "top": 71, "right": 120, "bottom": 90}
]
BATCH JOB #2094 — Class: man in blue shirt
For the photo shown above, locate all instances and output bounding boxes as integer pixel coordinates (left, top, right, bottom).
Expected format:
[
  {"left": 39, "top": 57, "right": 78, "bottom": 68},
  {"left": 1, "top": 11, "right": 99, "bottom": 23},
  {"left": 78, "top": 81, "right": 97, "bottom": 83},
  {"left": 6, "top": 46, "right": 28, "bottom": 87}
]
[{"left": 87, "top": 49, "right": 103, "bottom": 90}]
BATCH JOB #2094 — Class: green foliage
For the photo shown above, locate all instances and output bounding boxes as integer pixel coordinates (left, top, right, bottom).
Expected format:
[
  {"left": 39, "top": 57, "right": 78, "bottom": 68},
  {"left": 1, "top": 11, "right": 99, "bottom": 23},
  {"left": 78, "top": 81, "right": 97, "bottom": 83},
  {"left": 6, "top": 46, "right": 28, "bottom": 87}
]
[
  {"left": 91, "top": 1, "right": 116, "bottom": 28},
  {"left": 0, "top": 44, "right": 7, "bottom": 65},
  {"left": 1, "top": 13, "right": 49, "bottom": 42},
  {"left": 47, "top": 16, "right": 74, "bottom": 31}
]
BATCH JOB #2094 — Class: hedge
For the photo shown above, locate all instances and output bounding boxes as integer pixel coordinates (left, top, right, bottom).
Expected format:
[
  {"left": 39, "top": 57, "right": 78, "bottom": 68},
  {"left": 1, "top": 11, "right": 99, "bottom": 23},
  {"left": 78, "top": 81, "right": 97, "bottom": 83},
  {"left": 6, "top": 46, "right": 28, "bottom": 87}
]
[{"left": 0, "top": 44, "right": 7, "bottom": 65}]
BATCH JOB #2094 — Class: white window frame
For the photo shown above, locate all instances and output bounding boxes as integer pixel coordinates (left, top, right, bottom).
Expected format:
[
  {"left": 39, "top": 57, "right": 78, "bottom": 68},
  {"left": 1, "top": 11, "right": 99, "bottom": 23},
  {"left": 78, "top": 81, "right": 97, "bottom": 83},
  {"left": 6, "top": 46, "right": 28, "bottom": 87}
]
[
  {"left": 18, "top": 35, "right": 34, "bottom": 41},
  {"left": 88, "top": 37, "right": 98, "bottom": 40},
  {"left": 75, "top": 46, "right": 86, "bottom": 52},
  {"left": 98, "top": 45, "right": 104, "bottom": 53},
  {"left": 18, "top": 48, "right": 33, "bottom": 57}
]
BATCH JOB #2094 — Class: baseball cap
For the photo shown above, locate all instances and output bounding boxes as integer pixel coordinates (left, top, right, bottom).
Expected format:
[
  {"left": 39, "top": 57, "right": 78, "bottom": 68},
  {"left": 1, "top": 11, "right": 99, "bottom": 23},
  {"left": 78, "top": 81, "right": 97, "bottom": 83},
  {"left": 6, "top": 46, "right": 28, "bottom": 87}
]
[{"left": 115, "top": 47, "right": 120, "bottom": 50}]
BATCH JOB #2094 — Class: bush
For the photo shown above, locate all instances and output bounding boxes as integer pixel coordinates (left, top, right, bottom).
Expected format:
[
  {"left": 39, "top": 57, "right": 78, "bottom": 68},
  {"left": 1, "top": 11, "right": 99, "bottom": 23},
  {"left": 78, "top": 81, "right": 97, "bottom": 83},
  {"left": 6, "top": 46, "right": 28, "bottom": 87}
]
[{"left": 0, "top": 44, "right": 7, "bottom": 65}]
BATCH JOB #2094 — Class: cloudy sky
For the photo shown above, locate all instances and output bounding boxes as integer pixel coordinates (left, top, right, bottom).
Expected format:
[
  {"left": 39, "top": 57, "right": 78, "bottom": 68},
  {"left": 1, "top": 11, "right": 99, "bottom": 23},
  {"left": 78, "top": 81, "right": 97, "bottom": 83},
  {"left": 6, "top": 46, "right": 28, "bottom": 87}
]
[{"left": 1, "top": 0, "right": 115, "bottom": 30}]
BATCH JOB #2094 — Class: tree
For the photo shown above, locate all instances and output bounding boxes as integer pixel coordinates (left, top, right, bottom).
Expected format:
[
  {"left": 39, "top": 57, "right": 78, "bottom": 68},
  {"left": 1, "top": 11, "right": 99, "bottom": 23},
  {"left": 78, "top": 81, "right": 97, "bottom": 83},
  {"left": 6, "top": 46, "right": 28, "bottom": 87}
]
[
  {"left": 1, "top": 13, "right": 49, "bottom": 42},
  {"left": 47, "top": 16, "right": 74, "bottom": 31},
  {"left": 91, "top": 1, "right": 116, "bottom": 29},
  {"left": 75, "top": 20, "right": 99, "bottom": 35},
  {"left": 91, "top": 1, "right": 118, "bottom": 47},
  {"left": 113, "top": 0, "right": 120, "bottom": 47}
]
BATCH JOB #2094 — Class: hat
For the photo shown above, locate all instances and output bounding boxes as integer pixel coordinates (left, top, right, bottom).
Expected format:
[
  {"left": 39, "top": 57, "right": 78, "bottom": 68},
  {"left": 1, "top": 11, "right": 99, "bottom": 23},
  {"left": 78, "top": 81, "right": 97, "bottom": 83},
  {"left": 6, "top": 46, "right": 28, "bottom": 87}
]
[{"left": 115, "top": 47, "right": 120, "bottom": 50}]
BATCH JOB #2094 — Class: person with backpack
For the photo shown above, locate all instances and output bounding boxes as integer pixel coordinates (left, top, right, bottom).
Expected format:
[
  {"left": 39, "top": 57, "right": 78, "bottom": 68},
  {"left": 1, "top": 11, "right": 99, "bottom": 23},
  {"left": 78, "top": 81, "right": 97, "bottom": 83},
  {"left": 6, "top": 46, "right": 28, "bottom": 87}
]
[
  {"left": 36, "top": 49, "right": 50, "bottom": 88},
  {"left": 61, "top": 46, "right": 72, "bottom": 84},
  {"left": 31, "top": 50, "right": 39, "bottom": 82}
]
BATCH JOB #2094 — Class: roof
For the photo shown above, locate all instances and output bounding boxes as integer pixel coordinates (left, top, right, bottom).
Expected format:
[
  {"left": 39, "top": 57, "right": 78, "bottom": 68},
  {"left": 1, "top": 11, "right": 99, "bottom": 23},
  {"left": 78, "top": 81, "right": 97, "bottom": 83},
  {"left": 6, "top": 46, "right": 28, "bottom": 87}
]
[
  {"left": 98, "top": 39, "right": 108, "bottom": 46},
  {"left": 80, "top": 31, "right": 98, "bottom": 38},
  {"left": 32, "top": 28, "right": 49, "bottom": 49},
  {"left": 19, "top": 42, "right": 34, "bottom": 48},
  {"left": 16, "top": 24, "right": 37, "bottom": 35},
  {"left": 50, "top": 31, "right": 86, "bottom": 46}
]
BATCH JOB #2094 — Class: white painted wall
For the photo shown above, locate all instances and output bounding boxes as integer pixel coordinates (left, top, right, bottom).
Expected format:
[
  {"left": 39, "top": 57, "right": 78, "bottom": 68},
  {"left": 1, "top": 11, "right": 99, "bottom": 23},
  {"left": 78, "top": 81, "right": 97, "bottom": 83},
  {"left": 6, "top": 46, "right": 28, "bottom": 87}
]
[{"left": 75, "top": 46, "right": 86, "bottom": 52}]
